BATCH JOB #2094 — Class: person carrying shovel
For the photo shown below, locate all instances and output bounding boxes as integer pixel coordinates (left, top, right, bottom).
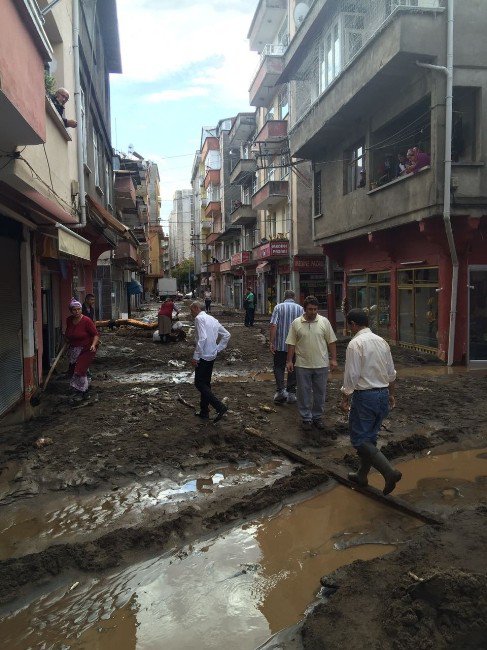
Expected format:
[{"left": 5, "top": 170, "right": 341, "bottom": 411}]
[
  {"left": 340, "top": 308, "right": 402, "bottom": 495},
  {"left": 65, "top": 298, "right": 99, "bottom": 403}
]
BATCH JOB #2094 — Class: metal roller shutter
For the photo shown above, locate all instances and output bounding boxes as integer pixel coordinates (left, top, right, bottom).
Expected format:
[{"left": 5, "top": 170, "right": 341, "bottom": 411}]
[{"left": 0, "top": 235, "right": 23, "bottom": 415}]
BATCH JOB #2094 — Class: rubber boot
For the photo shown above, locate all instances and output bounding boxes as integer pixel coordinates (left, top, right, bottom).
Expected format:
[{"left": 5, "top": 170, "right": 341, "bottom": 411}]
[
  {"left": 359, "top": 442, "right": 402, "bottom": 495},
  {"left": 348, "top": 448, "right": 372, "bottom": 487}
]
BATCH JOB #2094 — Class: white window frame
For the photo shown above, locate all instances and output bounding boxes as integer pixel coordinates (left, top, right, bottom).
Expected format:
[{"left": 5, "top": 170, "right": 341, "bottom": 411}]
[{"left": 93, "top": 129, "right": 99, "bottom": 187}]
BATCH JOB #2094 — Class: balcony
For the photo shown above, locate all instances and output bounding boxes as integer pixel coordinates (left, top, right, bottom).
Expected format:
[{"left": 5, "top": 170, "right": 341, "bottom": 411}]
[
  {"left": 249, "top": 46, "right": 286, "bottom": 108},
  {"left": 204, "top": 200, "right": 222, "bottom": 218},
  {"left": 204, "top": 168, "right": 220, "bottom": 189},
  {"left": 114, "top": 174, "right": 136, "bottom": 210},
  {"left": 208, "top": 262, "right": 220, "bottom": 273},
  {"left": 112, "top": 241, "right": 139, "bottom": 269},
  {"left": 201, "top": 136, "right": 219, "bottom": 162},
  {"left": 230, "top": 158, "right": 258, "bottom": 185},
  {"left": 286, "top": 9, "right": 445, "bottom": 159},
  {"left": 206, "top": 232, "right": 220, "bottom": 245},
  {"left": 253, "top": 119, "right": 288, "bottom": 155},
  {"left": 231, "top": 251, "right": 252, "bottom": 267},
  {"left": 230, "top": 203, "right": 257, "bottom": 226},
  {"left": 228, "top": 112, "right": 256, "bottom": 146},
  {"left": 252, "top": 180, "right": 289, "bottom": 210},
  {"left": 219, "top": 260, "right": 232, "bottom": 273},
  {"left": 255, "top": 239, "right": 289, "bottom": 260},
  {"left": 248, "top": 0, "right": 287, "bottom": 52}
]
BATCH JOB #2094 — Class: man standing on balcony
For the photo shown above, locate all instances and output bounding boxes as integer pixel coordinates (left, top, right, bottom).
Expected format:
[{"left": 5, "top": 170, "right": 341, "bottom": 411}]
[
  {"left": 269, "top": 290, "right": 303, "bottom": 404},
  {"left": 190, "top": 301, "right": 230, "bottom": 423},
  {"left": 286, "top": 296, "right": 337, "bottom": 431}
]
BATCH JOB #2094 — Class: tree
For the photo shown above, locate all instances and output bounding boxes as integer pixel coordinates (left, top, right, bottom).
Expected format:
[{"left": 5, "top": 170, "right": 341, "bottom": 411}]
[{"left": 171, "top": 258, "right": 195, "bottom": 289}]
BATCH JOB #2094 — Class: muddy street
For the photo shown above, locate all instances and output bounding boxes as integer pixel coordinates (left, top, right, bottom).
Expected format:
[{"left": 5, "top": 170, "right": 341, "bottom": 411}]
[{"left": 0, "top": 302, "right": 486, "bottom": 649}]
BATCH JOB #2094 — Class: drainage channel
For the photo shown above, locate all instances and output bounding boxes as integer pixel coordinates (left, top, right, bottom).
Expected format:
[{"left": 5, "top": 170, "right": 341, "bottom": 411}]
[{"left": 0, "top": 447, "right": 485, "bottom": 649}]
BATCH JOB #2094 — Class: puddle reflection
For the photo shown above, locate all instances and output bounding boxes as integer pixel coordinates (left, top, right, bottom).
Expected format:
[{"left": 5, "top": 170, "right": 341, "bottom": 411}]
[{"left": 0, "top": 486, "right": 410, "bottom": 650}]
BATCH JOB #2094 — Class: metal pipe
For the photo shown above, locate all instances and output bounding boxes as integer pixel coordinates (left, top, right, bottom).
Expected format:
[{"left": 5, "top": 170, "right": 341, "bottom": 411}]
[
  {"left": 72, "top": 0, "right": 86, "bottom": 228},
  {"left": 416, "top": 0, "right": 457, "bottom": 365}
]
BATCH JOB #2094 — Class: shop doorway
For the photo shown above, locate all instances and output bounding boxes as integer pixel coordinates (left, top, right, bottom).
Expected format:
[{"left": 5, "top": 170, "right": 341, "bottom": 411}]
[{"left": 468, "top": 266, "right": 487, "bottom": 365}]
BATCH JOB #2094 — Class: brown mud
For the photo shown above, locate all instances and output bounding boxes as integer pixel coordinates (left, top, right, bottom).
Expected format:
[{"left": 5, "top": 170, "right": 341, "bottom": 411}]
[{"left": 0, "top": 302, "right": 486, "bottom": 646}]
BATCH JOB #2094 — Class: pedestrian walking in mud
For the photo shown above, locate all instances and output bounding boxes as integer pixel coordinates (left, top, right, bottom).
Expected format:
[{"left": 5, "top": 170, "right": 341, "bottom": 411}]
[
  {"left": 190, "top": 301, "right": 230, "bottom": 422},
  {"left": 286, "top": 296, "right": 337, "bottom": 431},
  {"left": 340, "top": 308, "right": 402, "bottom": 495},
  {"left": 65, "top": 298, "right": 99, "bottom": 403},
  {"left": 82, "top": 293, "right": 96, "bottom": 321},
  {"left": 269, "top": 290, "right": 304, "bottom": 404},
  {"left": 204, "top": 289, "right": 212, "bottom": 313},
  {"left": 244, "top": 286, "right": 256, "bottom": 327}
]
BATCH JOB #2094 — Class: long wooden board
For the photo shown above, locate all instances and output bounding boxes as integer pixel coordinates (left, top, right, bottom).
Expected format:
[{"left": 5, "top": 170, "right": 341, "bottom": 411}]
[{"left": 244, "top": 427, "right": 443, "bottom": 527}]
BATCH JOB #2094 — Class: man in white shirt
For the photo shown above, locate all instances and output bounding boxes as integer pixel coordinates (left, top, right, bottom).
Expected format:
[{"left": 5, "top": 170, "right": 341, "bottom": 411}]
[
  {"left": 190, "top": 301, "right": 230, "bottom": 422},
  {"left": 286, "top": 295, "right": 337, "bottom": 431},
  {"left": 340, "top": 309, "right": 402, "bottom": 495}
]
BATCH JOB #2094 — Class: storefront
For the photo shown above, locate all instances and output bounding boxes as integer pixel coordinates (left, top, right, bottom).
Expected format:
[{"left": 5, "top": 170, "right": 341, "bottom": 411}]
[
  {"left": 397, "top": 267, "right": 439, "bottom": 349},
  {"left": 348, "top": 271, "right": 391, "bottom": 339}
]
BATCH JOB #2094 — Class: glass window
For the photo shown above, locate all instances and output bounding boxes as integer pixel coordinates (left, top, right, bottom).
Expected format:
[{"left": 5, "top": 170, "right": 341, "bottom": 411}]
[
  {"left": 80, "top": 88, "right": 87, "bottom": 164},
  {"left": 346, "top": 141, "right": 366, "bottom": 193},
  {"left": 348, "top": 272, "right": 391, "bottom": 338},
  {"left": 398, "top": 270, "right": 414, "bottom": 285},
  {"left": 313, "top": 169, "right": 322, "bottom": 215},
  {"left": 452, "top": 87, "right": 479, "bottom": 162},
  {"left": 397, "top": 267, "right": 439, "bottom": 347},
  {"left": 278, "top": 86, "right": 289, "bottom": 119},
  {"left": 93, "top": 129, "right": 99, "bottom": 186},
  {"left": 398, "top": 289, "right": 414, "bottom": 343}
]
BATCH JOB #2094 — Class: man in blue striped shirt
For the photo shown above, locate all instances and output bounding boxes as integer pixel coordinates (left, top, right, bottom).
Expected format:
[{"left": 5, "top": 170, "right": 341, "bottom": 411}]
[{"left": 269, "top": 290, "right": 304, "bottom": 404}]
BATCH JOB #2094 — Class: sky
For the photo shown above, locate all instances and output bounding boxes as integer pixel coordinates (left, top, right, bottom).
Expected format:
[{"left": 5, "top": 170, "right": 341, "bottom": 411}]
[{"left": 110, "top": 0, "right": 260, "bottom": 231}]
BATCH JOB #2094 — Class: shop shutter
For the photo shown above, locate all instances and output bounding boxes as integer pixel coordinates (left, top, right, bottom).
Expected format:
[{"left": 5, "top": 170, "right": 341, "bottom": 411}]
[{"left": 0, "top": 235, "right": 23, "bottom": 415}]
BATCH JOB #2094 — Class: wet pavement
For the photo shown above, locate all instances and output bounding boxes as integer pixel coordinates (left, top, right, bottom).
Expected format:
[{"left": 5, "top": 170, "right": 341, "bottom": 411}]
[{"left": 1, "top": 446, "right": 485, "bottom": 649}]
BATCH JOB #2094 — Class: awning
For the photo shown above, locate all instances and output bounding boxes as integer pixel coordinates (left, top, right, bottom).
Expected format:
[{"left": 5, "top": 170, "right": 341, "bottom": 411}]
[
  {"left": 256, "top": 261, "right": 271, "bottom": 273},
  {"left": 86, "top": 195, "right": 130, "bottom": 238},
  {"left": 57, "top": 224, "right": 90, "bottom": 261}
]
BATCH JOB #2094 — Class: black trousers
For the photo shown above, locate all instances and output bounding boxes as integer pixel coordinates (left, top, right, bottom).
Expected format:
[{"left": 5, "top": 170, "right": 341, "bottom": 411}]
[
  {"left": 205, "top": 299, "right": 211, "bottom": 312},
  {"left": 194, "top": 359, "right": 224, "bottom": 414},
  {"left": 244, "top": 307, "right": 255, "bottom": 326},
  {"left": 273, "top": 350, "right": 297, "bottom": 393}
]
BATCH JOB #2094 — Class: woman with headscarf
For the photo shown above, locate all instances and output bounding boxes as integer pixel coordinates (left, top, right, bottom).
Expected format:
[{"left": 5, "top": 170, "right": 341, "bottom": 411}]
[{"left": 65, "top": 298, "right": 99, "bottom": 401}]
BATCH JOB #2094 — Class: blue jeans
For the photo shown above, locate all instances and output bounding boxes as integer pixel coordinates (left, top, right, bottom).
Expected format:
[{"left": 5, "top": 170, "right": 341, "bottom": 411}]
[
  {"left": 349, "top": 388, "right": 389, "bottom": 448},
  {"left": 295, "top": 366, "right": 328, "bottom": 421}
]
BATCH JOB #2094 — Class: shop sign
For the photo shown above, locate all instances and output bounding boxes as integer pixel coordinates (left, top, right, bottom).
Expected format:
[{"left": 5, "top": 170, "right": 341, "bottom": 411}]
[
  {"left": 231, "top": 251, "right": 251, "bottom": 266},
  {"left": 293, "top": 257, "right": 325, "bottom": 272},
  {"left": 259, "top": 240, "right": 289, "bottom": 259}
]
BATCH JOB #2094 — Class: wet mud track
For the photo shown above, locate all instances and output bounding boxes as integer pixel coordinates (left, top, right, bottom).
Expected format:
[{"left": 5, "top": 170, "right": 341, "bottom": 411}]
[{"left": 0, "top": 303, "right": 486, "bottom": 647}]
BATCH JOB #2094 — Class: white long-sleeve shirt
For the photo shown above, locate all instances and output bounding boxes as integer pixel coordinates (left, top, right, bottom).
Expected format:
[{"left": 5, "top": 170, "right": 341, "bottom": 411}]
[
  {"left": 341, "top": 328, "right": 396, "bottom": 395},
  {"left": 193, "top": 311, "right": 230, "bottom": 361}
]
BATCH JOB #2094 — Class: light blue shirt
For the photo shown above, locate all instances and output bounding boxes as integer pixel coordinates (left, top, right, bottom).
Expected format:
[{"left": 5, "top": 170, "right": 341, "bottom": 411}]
[{"left": 270, "top": 299, "right": 304, "bottom": 351}]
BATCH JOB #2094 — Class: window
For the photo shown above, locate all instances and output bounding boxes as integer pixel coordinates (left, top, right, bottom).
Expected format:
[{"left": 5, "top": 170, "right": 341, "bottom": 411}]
[
  {"left": 343, "top": 13, "right": 364, "bottom": 63},
  {"left": 105, "top": 161, "right": 111, "bottom": 207},
  {"left": 92, "top": 129, "right": 99, "bottom": 186},
  {"left": 265, "top": 165, "right": 275, "bottom": 182},
  {"left": 281, "top": 152, "right": 290, "bottom": 178},
  {"left": 452, "top": 87, "right": 479, "bottom": 162},
  {"left": 345, "top": 141, "right": 366, "bottom": 193},
  {"left": 278, "top": 86, "right": 289, "bottom": 119},
  {"left": 370, "top": 95, "right": 431, "bottom": 188},
  {"left": 266, "top": 105, "right": 275, "bottom": 121},
  {"left": 398, "top": 267, "right": 439, "bottom": 348},
  {"left": 267, "top": 212, "right": 276, "bottom": 238},
  {"left": 80, "top": 89, "right": 87, "bottom": 164},
  {"left": 348, "top": 272, "right": 391, "bottom": 338},
  {"left": 313, "top": 169, "right": 322, "bottom": 215}
]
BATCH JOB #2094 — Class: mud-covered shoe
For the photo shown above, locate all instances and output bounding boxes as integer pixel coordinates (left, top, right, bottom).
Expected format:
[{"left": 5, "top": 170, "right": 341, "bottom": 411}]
[
  {"left": 286, "top": 392, "right": 297, "bottom": 404},
  {"left": 213, "top": 405, "right": 228, "bottom": 422},
  {"left": 301, "top": 420, "right": 313, "bottom": 432},
  {"left": 194, "top": 411, "right": 209, "bottom": 419},
  {"left": 312, "top": 418, "right": 326, "bottom": 430},
  {"left": 274, "top": 389, "right": 288, "bottom": 404}
]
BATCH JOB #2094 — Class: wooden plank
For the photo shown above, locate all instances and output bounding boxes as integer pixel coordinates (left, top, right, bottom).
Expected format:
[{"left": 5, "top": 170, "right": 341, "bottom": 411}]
[{"left": 244, "top": 427, "right": 442, "bottom": 527}]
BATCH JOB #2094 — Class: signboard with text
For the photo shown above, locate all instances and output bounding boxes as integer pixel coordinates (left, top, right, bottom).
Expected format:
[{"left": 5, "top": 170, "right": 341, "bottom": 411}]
[{"left": 258, "top": 240, "right": 289, "bottom": 259}]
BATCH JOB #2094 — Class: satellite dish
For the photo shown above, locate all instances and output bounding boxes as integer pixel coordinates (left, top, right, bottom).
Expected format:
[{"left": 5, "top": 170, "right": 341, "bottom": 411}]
[{"left": 293, "top": 2, "right": 309, "bottom": 27}]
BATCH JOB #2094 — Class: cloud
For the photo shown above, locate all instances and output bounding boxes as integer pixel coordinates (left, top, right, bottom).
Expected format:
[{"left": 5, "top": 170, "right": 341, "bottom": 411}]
[
  {"left": 115, "top": 0, "right": 258, "bottom": 105},
  {"left": 144, "top": 87, "right": 209, "bottom": 103}
]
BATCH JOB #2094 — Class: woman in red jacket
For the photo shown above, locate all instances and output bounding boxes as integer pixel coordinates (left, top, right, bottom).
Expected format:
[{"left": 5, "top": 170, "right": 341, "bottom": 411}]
[{"left": 65, "top": 298, "right": 99, "bottom": 400}]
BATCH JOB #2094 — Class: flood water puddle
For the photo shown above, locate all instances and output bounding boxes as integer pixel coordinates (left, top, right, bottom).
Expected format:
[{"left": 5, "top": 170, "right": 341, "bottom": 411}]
[
  {"left": 111, "top": 369, "right": 274, "bottom": 385},
  {"left": 1, "top": 447, "right": 485, "bottom": 649},
  {"left": 0, "top": 485, "right": 414, "bottom": 649},
  {"left": 0, "top": 459, "right": 291, "bottom": 560}
]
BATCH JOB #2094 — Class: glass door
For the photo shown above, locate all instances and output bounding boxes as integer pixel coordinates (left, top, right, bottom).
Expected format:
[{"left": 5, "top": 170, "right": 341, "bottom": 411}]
[{"left": 469, "top": 267, "right": 487, "bottom": 364}]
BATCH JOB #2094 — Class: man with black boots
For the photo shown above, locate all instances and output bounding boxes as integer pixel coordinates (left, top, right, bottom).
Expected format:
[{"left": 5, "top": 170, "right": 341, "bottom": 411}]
[
  {"left": 340, "top": 308, "right": 402, "bottom": 495},
  {"left": 190, "top": 301, "right": 230, "bottom": 423}
]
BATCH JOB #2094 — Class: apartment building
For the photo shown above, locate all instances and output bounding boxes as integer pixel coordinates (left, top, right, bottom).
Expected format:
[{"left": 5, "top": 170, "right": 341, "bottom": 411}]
[
  {"left": 169, "top": 189, "right": 193, "bottom": 269},
  {"left": 0, "top": 0, "right": 122, "bottom": 420},
  {"left": 246, "top": 0, "right": 329, "bottom": 316},
  {"left": 279, "top": 0, "right": 487, "bottom": 363}
]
